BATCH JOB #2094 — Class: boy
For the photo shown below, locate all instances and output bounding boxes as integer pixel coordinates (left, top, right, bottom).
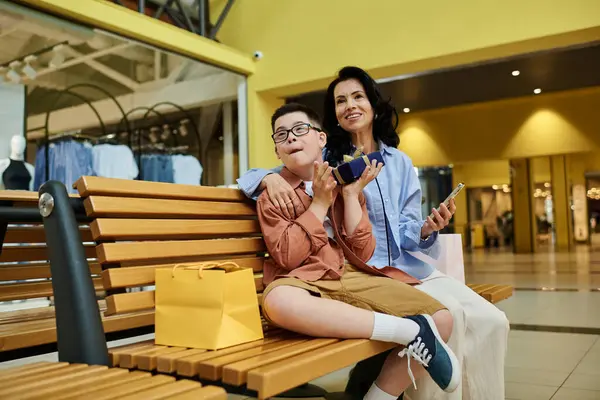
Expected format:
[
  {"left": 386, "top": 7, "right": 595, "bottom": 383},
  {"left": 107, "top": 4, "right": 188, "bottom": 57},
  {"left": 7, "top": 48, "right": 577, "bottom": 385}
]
[{"left": 256, "top": 103, "right": 460, "bottom": 399}]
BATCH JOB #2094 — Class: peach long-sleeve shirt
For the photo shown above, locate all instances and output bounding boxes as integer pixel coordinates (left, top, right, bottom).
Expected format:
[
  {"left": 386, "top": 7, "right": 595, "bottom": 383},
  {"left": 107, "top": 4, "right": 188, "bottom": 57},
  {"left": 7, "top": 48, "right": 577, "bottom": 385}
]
[{"left": 257, "top": 167, "right": 420, "bottom": 286}]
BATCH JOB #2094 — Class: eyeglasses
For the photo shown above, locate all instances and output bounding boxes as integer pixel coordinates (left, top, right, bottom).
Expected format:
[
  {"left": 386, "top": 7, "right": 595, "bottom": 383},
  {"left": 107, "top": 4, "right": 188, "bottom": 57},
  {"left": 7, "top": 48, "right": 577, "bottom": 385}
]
[{"left": 272, "top": 123, "right": 322, "bottom": 144}]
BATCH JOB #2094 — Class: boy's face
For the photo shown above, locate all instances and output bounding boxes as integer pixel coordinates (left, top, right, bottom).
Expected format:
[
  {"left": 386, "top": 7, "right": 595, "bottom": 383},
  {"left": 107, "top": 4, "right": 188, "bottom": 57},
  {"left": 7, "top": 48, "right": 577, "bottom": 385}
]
[{"left": 273, "top": 111, "right": 327, "bottom": 173}]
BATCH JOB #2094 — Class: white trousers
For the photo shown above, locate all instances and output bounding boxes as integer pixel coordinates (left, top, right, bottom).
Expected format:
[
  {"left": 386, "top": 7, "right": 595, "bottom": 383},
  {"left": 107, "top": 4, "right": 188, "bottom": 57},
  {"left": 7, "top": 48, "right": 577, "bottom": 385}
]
[{"left": 405, "top": 271, "right": 510, "bottom": 400}]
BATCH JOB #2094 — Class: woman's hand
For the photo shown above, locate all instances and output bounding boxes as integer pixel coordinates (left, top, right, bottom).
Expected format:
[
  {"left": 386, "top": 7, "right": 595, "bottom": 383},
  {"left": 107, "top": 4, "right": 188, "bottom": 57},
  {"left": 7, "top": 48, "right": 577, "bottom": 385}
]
[
  {"left": 342, "top": 160, "right": 383, "bottom": 199},
  {"left": 421, "top": 198, "right": 456, "bottom": 238},
  {"left": 262, "top": 173, "right": 299, "bottom": 219}
]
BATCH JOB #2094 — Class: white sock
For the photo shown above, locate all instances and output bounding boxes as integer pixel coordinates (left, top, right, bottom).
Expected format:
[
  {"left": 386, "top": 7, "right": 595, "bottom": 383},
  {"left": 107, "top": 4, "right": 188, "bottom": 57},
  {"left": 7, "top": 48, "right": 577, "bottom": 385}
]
[
  {"left": 364, "top": 383, "right": 397, "bottom": 400},
  {"left": 370, "top": 312, "right": 420, "bottom": 345}
]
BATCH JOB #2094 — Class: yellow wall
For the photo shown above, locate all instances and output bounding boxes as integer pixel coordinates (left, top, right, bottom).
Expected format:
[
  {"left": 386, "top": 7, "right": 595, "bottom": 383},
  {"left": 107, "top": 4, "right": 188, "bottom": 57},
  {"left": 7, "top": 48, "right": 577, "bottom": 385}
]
[
  {"left": 399, "top": 87, "right": 600, "bottom": 167},
  {"left": 216, "top": 0, "right": 600, "bottom": 97}
]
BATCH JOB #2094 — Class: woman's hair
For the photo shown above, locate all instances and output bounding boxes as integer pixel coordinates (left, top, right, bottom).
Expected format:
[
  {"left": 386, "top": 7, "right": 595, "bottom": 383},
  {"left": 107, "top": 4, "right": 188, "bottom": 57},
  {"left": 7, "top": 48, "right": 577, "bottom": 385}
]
[{"left": 323, "top": 66, "right": 399, "bottom": 166}]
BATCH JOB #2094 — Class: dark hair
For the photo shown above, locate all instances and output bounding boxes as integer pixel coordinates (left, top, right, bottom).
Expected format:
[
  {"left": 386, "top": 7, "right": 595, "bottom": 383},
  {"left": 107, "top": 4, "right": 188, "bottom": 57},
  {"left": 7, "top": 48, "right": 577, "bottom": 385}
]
[
  {"left": 323, "top": 66, "right": 399, "bottom": 166},
  {"left": 271, "top": 102, "right": 322, "bottom": 132}
]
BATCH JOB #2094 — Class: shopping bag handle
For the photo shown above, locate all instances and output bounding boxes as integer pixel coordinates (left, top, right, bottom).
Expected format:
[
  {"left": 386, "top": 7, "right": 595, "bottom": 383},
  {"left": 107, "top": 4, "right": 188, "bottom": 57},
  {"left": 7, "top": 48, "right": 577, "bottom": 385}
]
[{"left": 171, "top": 261, "right": 243, "bottom": 278}]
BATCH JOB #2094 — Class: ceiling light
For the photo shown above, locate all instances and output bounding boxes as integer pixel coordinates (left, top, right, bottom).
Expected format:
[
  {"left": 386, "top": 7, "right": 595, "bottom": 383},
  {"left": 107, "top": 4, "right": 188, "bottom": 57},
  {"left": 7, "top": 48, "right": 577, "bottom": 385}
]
[
  {"left": 22, "top": 55, "right": 37, "bottom": 80},
  {"left": 492, "top": 185, "right": 499, "bottom": 190},
  {"left": 533, "top": 88, "right": 542, "bottom": 95},
  {"left": 544, "top": 182, "right": 550, "bottom": 188},
  {"left": 49, "top": 44, "right": 66, "bottom": 68},
  {"left": 7, "top": 61, "right": 21, "bottom": 84},
  {"left": 511, "top": 70, "right": 520, "bottom": 76},
  {"left": 403, "top": 108, "right": 410, "bottom": 113}
]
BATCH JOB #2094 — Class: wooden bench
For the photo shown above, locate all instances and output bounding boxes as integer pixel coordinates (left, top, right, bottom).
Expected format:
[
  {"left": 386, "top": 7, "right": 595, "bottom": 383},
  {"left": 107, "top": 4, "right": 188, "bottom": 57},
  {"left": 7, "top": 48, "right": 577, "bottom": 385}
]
[
  {"left": 49, "top": 176, "right": 510, "bottom": 400},
  {"left": 0, "top": 362, "right": 226, "bottom": 399}
]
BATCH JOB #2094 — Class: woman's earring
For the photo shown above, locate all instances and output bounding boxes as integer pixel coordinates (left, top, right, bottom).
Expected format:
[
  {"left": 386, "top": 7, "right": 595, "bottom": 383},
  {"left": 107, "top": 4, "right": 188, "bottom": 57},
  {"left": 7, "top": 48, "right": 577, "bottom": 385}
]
[
  {"left": 375, "top": 113, "right": 379, "bottom": 119},
  {"left": 337, "top": 123, "right": 340, "bottom": 127}
]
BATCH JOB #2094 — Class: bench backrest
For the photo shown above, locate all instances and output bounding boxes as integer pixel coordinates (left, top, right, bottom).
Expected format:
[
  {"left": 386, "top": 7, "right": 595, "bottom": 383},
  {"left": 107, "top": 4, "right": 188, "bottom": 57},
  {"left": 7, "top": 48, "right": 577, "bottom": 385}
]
[
  {"left": 74, "top": 176, "right": 266, "bottom": 319},
  {"left": 0, "top": 192, "right": 101, "bottom": 309}
]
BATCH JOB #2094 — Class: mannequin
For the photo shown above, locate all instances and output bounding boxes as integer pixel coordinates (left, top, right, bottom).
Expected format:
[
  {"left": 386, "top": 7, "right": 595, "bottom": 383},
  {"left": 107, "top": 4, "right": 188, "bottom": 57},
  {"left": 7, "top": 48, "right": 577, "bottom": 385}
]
[{"left": 0, "top": 135, "right": 35, "bottom": 190}]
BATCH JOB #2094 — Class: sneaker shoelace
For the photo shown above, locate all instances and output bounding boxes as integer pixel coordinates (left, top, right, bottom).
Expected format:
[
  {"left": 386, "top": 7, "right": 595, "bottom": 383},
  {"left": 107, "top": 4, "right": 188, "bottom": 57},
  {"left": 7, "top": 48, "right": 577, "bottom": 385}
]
[{"left": 398, "top": 336, "right": 433, "bottom": 390}]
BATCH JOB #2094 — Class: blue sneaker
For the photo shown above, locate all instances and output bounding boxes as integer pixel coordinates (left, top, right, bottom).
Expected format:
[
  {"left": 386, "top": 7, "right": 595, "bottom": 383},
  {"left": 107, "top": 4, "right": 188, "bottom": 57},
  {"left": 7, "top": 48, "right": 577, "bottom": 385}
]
[{"left": 399, "top": 314, "right": 460, "bottom": 392}]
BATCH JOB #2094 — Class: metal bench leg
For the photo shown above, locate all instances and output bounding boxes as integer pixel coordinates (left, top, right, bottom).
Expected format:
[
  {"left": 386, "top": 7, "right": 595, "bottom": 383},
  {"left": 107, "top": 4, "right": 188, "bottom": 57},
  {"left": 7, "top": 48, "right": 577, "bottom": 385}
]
[{"left": 39, "top": 181, "right": 109, "bottom": 366}]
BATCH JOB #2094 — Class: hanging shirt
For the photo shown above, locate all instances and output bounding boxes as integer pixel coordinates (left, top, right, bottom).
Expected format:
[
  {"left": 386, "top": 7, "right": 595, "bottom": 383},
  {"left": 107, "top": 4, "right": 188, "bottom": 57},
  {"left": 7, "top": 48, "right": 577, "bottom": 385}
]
[
  {"left": 34, "top": 140, "right": 94, "bottom": 193},
  {"left": 171, "top": 155, "right": 203, "bottom": 185},
  {"left": 2, "top": 159, "right": 31, "bottom": 190},
  {"left": 92, "top": 144, "right": 138, "bottom": 180}
]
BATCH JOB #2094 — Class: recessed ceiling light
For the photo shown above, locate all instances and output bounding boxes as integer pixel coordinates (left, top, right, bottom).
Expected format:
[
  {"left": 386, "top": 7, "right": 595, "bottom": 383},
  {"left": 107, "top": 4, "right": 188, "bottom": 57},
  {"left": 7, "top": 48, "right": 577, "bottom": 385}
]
[
  {"left": 533, "top": 88, "right": 542, "bottom": 94},
  {"left": 511, "top": 70, "right": 520, "bottom": 76},
  {"left": 403, "top": 108, "right": 410, "bottom": 113}
]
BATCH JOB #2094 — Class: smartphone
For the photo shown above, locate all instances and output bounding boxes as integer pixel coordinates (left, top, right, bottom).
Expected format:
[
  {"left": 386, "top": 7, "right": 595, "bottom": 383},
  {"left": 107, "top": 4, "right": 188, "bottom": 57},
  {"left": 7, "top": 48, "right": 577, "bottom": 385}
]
[{"left": 428, "top": 182, "right": 465, "bottom": 219}]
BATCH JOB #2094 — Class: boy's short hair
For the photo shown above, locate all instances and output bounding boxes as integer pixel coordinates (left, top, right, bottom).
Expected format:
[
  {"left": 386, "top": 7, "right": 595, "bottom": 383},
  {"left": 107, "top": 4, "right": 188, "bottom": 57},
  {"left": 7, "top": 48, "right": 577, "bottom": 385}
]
[{"left": 271, "top": 103, "right": 322, "bottom": 132}]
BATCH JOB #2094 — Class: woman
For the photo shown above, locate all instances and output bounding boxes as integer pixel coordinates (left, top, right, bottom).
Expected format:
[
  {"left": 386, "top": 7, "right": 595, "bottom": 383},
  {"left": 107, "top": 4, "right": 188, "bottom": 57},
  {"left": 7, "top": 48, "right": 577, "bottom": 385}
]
[{"left": 237, "top": 66, "right": 509, "bottom": 400}]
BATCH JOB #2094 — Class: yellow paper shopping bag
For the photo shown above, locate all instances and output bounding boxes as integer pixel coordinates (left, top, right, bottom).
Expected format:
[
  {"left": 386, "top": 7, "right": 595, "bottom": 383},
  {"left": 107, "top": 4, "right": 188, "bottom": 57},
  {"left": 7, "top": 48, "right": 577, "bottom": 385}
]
[{"left": 155, "top": 261, "right": 264, "bottom": 350}]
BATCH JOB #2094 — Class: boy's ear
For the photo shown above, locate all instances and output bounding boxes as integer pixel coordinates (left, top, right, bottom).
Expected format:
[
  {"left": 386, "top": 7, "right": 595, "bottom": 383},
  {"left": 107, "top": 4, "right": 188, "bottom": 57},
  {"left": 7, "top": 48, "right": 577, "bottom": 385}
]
[
  {"left": 318, "top": 130, "right": 327, "bottom": 149},
  {"left": 274, "top": 145, "right": 281, "bottom": 160}
]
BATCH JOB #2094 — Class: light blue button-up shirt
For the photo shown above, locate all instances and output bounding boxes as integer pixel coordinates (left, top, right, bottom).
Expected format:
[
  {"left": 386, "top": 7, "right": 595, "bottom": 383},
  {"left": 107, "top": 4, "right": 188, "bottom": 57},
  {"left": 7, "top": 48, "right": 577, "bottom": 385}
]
[{"left": 236, "top": 143, "right": 438, "bottom": 280}]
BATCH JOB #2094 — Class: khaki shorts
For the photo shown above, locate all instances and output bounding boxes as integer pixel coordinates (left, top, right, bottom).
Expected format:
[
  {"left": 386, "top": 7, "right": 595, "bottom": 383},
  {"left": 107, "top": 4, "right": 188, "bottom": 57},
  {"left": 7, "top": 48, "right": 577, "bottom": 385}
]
[{"left": 262, "top": 264, "right": 445, "bottom": 323}]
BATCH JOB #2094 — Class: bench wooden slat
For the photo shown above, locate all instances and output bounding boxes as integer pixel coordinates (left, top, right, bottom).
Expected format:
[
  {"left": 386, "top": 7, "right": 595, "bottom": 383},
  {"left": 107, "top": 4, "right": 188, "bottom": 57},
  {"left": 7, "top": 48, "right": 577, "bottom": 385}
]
[
  {"left": 80, "top": 374, "right": 176, "bottom": 400},
  {"left": 163, "top": 385, "right": 227, "bottom": 400},
  {"left": 175, "top": 336, "right": 292, "bottom": 377},
  {"left": 109, "top": 339, "right": 157, "bottom": 366},
  {"left": 50, "top": 371, "right": 152, "bottom": 400},
  {"left": 247, "top": 339, "right": 396, "bottom": 399},
  {"left": 119, "top": 345, "right": 169, "bottom": 369},
  {"left": 0, "top": 363, "right": 225, "bottom": 400},
  {"left": 137, "top": 346, "right": 189, "bottom": 371},
  {"left": 0, "top": 310, "right": 153, "bottom": 352},
  {"left": 197, "top": 338, "right": 308, "bottom": 381},
  {"left": 91, "top": 219, "right": 261, "bottom": 241},
  {"left": 157, "top": 349, "right": 208, "bottom": 374},
  {"left": 0, "top": 278, "right": 104, "bottom": 302},
  {"left": 102, "top": 257, "right": 264, "bottom": 289},
  {"left": 84, "top": 196, "right": 256, "bottom": 219},
  {"left": 96, "top": 238, "right": 266, "bottom": 264},
  {"left": 0, "top": 361, "right": 70, "bottom": 379},
  {"left": 0, "top": 365, "right": 109, "bottom": 397},
  {"left": 16, "top": 367, "right": 131, "bottom": 400},
  {"left": 76, "top": 176, "right": 246, "bottom": 202},
  {"left": 106, "top": 291, "right": 155, "bottom": 316},
  {"left": 0, "top": 364, "right": 93, "bottom": 394},
  {"left": 480, "top": 285, "right": 513, "bottom": 303},
  {"left": 116, "top": 379, "right": 203, "bottom": 400},
  {"left": 222, "top": 338, "right": 339, "bottom": 386},
  {"left": 3, "top": 226, "right": 94, "bottom": 244},
  {"left": 0, "top": 263, "right": 101, "bottom": 282},
  {"left": 0, "top": 191, "right": 79, "bottom": 202},
  {"left": 0, "top": 245, "right": 97, "bottom": 263}
]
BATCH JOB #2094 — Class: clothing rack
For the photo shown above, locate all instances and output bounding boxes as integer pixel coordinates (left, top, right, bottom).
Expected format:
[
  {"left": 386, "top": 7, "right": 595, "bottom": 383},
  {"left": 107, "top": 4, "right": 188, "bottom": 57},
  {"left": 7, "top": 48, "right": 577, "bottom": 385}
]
[{"left": 131, "top": 143, "right": 189, "bottom": 154}]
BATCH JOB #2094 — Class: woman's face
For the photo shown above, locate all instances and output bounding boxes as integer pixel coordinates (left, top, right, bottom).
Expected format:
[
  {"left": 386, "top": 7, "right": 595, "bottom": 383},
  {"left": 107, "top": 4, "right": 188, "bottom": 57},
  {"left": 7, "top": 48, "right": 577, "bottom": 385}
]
[{"left": 334, "top": 78, "right": 374, "bottom": 133}]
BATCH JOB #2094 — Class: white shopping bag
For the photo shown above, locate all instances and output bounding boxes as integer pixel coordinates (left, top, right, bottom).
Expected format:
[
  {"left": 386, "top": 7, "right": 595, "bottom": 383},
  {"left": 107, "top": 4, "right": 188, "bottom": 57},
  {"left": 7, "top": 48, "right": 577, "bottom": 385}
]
[{"left": 408, "top": 234, "right": 465, "bottom": 283}]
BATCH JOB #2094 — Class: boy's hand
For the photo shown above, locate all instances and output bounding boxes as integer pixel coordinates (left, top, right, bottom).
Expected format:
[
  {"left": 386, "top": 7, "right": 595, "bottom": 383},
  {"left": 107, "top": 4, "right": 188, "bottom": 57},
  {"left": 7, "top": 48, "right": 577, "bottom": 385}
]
[
  {"left": 342, "top": 159, "right": 383, "bottom": 198},
  {"left": 312, "top": 161, "right": 336, "bottom": 207},
  {"left": 263, "top": 173, "right": 298, "bottom": 219}
]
